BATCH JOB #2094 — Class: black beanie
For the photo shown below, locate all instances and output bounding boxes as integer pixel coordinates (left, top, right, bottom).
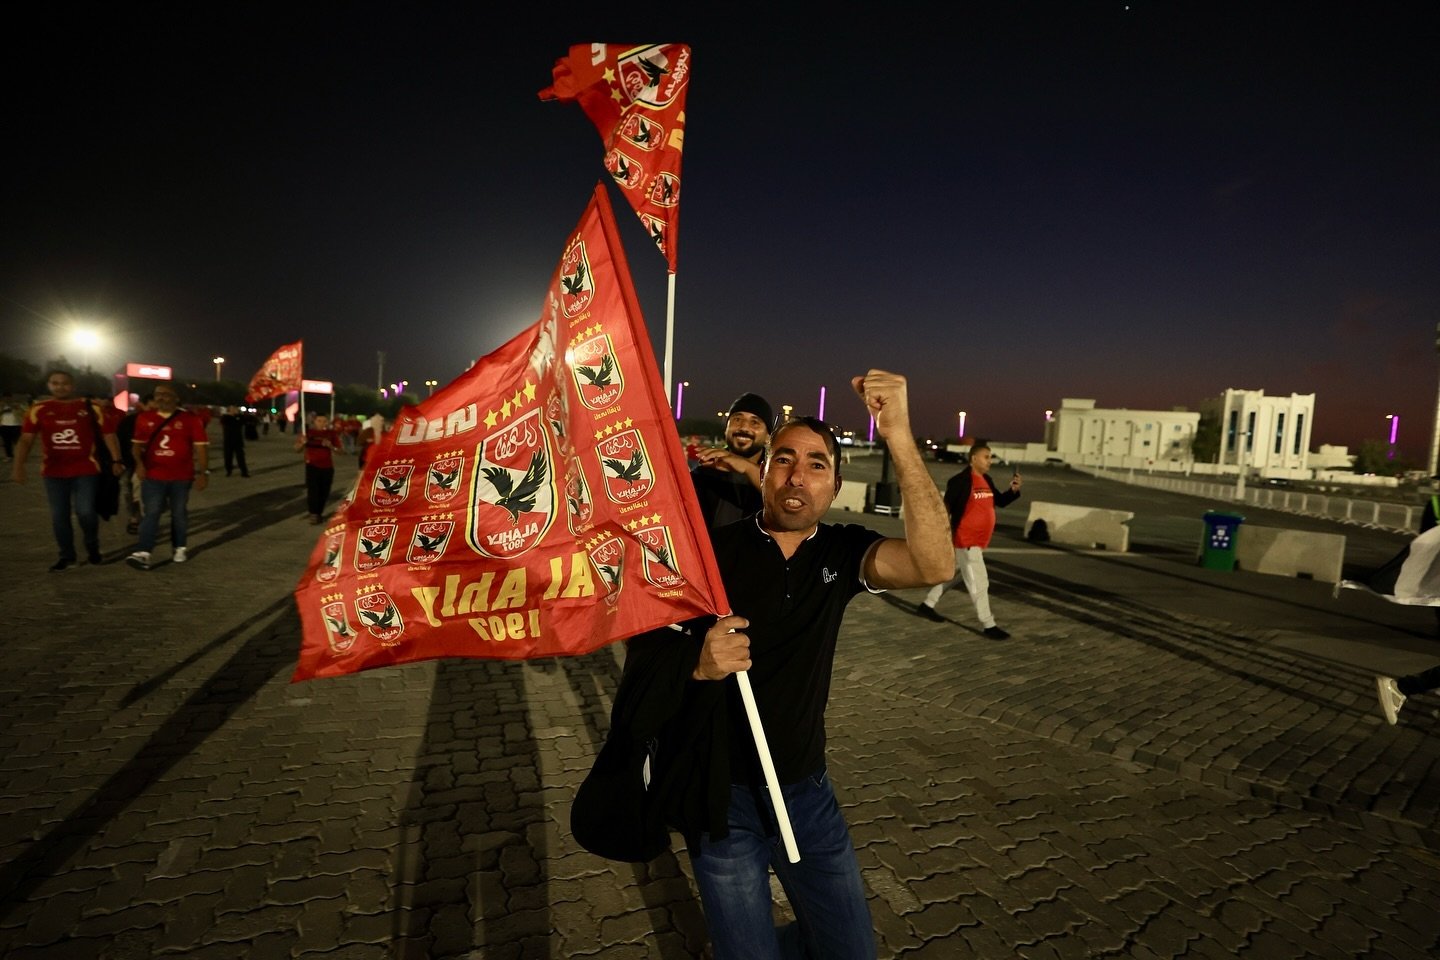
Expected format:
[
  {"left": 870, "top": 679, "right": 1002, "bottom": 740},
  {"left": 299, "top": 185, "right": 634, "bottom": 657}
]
[{"left": 727, "top": 392, "right": 773, "bottom": 428}]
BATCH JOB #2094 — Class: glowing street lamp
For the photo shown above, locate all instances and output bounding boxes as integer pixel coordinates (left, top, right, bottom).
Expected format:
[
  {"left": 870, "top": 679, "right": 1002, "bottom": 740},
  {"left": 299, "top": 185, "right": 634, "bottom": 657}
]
[
  {"left": 674, "top": 380, "right": 689, "bottom": 420},
  {"left": 818, "top": 386, "right": 827, "bottom": 422},
  {"left": 425, "top": 379, "right": 439, "bottom": 396},
  {"left": 1386, "top": 413, "right": 1399, "bottom": 460},
  {"left": 213, "top": 356, "right": 225, "bottom": 381},
  {"left": 957, "top": 410, "right": 967, "bottom": 439},
  {"left": 70, "top": 325, "right": 102, "bottom": 370}
]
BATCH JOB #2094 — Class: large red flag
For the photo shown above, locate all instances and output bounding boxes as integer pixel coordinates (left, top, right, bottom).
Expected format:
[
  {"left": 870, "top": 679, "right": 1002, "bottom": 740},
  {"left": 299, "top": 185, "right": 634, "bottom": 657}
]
[
  {"left": 539, "top": 43, "right": 690, "bottom": 273},
  {"left": 244, "top": 340, "right": 304, "bottom": 402},
  {"left": 292, "top": 184, "right": 727, "bottom": 681}
]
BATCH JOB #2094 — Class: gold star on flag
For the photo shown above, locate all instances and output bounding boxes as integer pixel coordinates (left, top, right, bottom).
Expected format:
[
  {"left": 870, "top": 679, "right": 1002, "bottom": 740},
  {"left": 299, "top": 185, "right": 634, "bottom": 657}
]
[
  {"left": 523, "top": 381, "right": 536, "bottom": 402},
  {"left": 623, "top": 417, "right": 634, "bottom": 429},
  {"left": 650, "top": 513, "right": 662, "bottom": 525},
  {"left": 594, "top": 429, "right": 605, "bottom": 441},
  {"left": 484, "top": 409, "right": 498, "bottom": 428},
  {"left": 501, "top": 399, "right": 512, "bottom": 419},
  {"left": 511, "top": 389, "right": 523, "bottom": 409}
]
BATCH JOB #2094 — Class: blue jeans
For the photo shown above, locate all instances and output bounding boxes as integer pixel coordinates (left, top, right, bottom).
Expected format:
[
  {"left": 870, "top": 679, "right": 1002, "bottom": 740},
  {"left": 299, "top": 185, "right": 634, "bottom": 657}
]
[
  {"left": 690, "top": 769, "right": 874, "bottom": 960},
  {"left": 43, "top": 474, "right": 99, "bottom": 562},
  {"left": 138, "top": 478, "right": 192, "bottom": 551}
]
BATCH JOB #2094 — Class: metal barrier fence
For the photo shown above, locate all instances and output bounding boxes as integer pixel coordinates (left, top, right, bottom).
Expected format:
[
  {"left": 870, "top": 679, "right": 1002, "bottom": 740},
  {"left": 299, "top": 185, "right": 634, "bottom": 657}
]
[{"left": 1084, "top": 468, "right": 1422, "bottom": 535}]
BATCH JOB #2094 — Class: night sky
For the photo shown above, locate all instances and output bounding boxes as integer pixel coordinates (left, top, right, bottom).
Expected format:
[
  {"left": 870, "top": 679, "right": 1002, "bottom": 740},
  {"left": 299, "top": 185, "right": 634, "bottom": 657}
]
[{"left": 5, "top": 4, "right": 1437, "bottom": 457}]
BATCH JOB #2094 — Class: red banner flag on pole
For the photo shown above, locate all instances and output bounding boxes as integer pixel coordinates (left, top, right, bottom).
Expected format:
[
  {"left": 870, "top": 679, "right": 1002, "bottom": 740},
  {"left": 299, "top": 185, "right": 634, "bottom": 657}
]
[
  {"left": 243, "top": 340, "right": 304, "bottom": 402},
  {"left": 539, "top": 43, "right": 691, "bottom": 274},
  {"left": 291, "top": 184, "right": 727, "bottom": 682}
]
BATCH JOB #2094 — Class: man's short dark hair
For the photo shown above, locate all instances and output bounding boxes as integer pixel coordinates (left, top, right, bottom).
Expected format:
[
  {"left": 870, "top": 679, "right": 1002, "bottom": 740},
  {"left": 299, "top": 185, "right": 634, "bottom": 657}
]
[
  {"left": 969, "top": 438, "right": 991, "bottom": 457},
  {"left": 769, "top": 416, "right": 843, "bottom": 480},
  {"left": 43, "top": 369, "right": 73, "bottom": 382}
]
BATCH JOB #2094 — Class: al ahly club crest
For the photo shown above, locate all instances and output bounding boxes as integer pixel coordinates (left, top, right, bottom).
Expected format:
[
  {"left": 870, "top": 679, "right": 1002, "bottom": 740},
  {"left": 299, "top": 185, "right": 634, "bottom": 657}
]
[
  {"left": 354, "top": 590, "right": 404, "bottom": 646},
  {"left": 596, "top": 428, "right": 654, "bottom": 505},
  {"left": 617, "top": 44, "right": 689, "bottom": 108},
  {"left": 570, "top": 332, "right": 624, "bottom": 410},
  {"left": 315, "top": 527, "right": 345, "bottom": 583},
  {"left": 587, "top": 534, "right": 625, "bottom": 605},
  {"left": 406, "top": 518, "right": 454, "bottom": 565},
  {"left": 605, "top": 148, "right": 644, "bottom": 190},
  {"left": 618, "top": 113, "right": 662, "bottom": 152},
  {"left": 469, "top": 407, "right": 556, "bottom": 560},
  {"left": 320, "top": 598, "right": 357, "bottom": 653},
  {"left": 354, "top": 521, "right": 397, "bottom": 572},
  {"left": 558, "top": 239, "right": 594, "bottom": 318},
  {"left": 425, "top": 455, "right": 464, "bottom": 504},
  {"left": 564, "top": 463, "right": 594, "bottom": 536},
  {"left": 633, "top": 522, "right": 686, "bottom": 590},
  {"left": 370, "top": 462, "right": 414, "bottom": 508}
]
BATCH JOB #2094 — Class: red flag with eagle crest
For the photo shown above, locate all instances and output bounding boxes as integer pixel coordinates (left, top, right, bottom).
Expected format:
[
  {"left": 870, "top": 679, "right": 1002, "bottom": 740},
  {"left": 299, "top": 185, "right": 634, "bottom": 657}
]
[
  {"left": 291, "top": 184, "right": 726, "bottom": 681},
  {"left": 539, "top": 43, "right": 690, "bottom": 273},
  {"left": 243, "top": 340, "right": 303, "bottom": 403}
]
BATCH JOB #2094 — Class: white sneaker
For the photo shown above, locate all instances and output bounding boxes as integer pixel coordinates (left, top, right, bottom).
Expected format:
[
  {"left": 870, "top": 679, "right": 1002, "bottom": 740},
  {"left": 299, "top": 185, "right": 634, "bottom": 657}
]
[
  {"left": 1375, "top": 675, "right": 1405, "bottom": 725},
  {"left": 126, "top": 551, "right": 151, "bottom": 571},
  {"left": 173, "top": 547, "right": 188, "bottom": 563}
]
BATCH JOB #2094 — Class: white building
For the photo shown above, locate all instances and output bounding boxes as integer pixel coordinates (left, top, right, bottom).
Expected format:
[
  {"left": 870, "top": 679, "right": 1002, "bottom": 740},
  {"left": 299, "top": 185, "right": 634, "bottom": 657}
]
[
  {"left": 1217, "top": 388, "right": 1315, "bottom": 478},
  {"left": 1045, "top": 399, "right": 1200, "bottom": 468}
]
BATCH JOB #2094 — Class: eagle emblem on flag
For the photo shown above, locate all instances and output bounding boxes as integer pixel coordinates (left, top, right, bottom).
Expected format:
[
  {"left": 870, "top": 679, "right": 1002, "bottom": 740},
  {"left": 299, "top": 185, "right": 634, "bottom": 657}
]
[
  {"left": 597, "top": 428, "right": 654, "bottom": 505},
  {"left": 371, "top": 463, "right": 414, "bottom": 508},
  {"left": 470, "top": 407, "right": 557, "bottom": 559},
  {"left": 425, "top": 455, "right": 464, "bottom": 504},
  {"left": 315, "top": 527, "right": 346, "bottom": 583},
  {"left": 321, "top": 597, "right": 358, "bottom": 653},
  {"left": 354, "top": 590, "right": 404, "bottom": 646},
  {"left": 564, "top": 463, "right": 595, "bottom": 536},
  {"left": 588, "top": 534, "right": 626, "bottom": 605},
  {"left": 634, "top": 521, "right": 685, "bottom": 589},
  {"left": 354, "top": 521, "right": 398, "bottom": 572},
  {"left": 570, "top": 331, "right": 624, "bottom": 410},
  {"left": 558, "top": 239, "right": 594, "bottom": 318},
  {"left": 406, "top": 518, "right": 454, "bottom": 566}
]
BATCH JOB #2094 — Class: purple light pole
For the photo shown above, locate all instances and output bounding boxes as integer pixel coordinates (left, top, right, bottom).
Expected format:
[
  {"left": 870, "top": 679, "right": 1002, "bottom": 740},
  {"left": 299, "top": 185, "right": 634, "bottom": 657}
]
[
  {"left": 674, "top": 380, "right": 688, "bottom": 421},
  {"left": 1386, "top": 413, "right": 1398, "bottom": 459},
  {"left": 818, "top": 385, "right": 826, "bottom": 422}
]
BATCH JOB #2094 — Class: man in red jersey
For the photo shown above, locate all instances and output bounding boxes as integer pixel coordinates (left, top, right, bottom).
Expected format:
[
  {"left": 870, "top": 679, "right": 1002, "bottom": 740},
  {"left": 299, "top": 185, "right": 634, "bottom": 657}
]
[
  {"left": 914, "top": 438, "right": 1023, "bottom": 638},
  {"left": 296, "top": 413, "right": 342, "bottom": 524},
  {"left": 127, "top": 384, "right": 209, "bottom": 570},
  {"left": 12, "top": 370, "right": 123, "bottom": 571}
]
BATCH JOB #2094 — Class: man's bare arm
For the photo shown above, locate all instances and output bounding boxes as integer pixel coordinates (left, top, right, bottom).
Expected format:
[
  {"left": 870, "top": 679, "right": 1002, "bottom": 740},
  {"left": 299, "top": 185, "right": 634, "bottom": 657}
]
[{"left": 850, "top": 370, "right": 953, "bottom": 589}]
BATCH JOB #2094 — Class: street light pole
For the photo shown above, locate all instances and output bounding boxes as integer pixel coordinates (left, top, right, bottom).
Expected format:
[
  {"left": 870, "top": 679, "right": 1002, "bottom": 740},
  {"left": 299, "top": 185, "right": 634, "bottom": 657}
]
[
  {"left": 425, "top": 379, "right": 438, "bottom": 397},
  {"left": 674, "top": 380, "right": 688, "bottom": 420},
  {"left": 957, "top": 410, "right": 966, "bottom": 439},
  {"left": 213, "top": 356, "right": 225, "bottom": 381}
]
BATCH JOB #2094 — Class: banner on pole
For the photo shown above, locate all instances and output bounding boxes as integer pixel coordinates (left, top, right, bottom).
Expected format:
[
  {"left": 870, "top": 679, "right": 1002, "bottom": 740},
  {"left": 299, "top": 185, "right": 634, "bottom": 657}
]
[
  {"left": 292, "top": 184, "right": 727, "bottom": 681},
  {"left": 244, "top": 341, "right": 304, "bottom": 402},
  {"left": 540, "top": 43, "right": 691, "bottom": 273}
]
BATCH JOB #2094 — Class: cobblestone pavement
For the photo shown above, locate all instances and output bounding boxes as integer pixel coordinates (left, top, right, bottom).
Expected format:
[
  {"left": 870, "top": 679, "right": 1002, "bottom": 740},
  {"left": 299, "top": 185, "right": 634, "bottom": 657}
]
[{"left": 2, "top": 438, "right": 1438, "bottom": 958}]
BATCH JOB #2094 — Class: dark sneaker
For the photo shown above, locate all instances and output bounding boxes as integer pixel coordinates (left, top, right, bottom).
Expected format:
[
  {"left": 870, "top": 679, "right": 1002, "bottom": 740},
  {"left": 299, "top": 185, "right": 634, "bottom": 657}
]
[
  {"left": 915, "top": 604, "right": 945, "bottom": 622},
  {"left": 87, "top": 549, "right": 103, "bottom": 565},
  {"left": 983, "top": 626, "right": 1011, "bottom": 640},
  {"left": 49, "top": 559, "right": 74, "bottom": 572}
]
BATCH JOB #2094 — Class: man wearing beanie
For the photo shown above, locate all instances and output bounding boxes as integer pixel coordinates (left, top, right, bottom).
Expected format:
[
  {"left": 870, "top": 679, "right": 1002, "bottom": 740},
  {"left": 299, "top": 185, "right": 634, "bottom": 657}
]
[{"left": 690, "top": 392, "right": 773, "bottom": 531}]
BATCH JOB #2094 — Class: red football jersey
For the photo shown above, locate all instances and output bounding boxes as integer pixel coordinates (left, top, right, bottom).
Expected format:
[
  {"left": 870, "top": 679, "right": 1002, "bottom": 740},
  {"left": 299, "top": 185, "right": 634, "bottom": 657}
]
[
  {"left": 134, "top": 410, "right": 209, "bottom": 481},
  {"left": 21, "top": 398, "right": 116, "bottom": 478}
]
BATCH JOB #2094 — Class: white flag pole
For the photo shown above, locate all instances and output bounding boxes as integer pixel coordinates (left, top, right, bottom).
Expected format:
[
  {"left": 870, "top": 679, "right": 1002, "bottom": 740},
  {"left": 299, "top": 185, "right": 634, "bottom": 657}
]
[
  {"left": 662, "top": 271, "right": 677, "bottom": 399},
  {"left": 735, "top": 670, "right": 801, "bottom": 863}
]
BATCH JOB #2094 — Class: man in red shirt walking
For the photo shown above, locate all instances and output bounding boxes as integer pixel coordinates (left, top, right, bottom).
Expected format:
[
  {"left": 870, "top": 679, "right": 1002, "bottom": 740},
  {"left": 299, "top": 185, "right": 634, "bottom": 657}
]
[
  {"left": 11, "top": 370, "right": 124, "bottom": 571},
  {"left": 296, "top": 413, "right": 342, "bottom": 524},
  {"left": 127, "top": 384, "right": 209, "bottom": 570},
  {"left": 915, "top": 438, "right": 1023, "bottom": 638}
]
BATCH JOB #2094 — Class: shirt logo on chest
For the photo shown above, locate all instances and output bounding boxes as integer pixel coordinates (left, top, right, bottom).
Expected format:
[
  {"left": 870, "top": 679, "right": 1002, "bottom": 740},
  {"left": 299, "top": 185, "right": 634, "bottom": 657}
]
[{"left": 822, "top": 567, "right": 838, "bottom": 584}]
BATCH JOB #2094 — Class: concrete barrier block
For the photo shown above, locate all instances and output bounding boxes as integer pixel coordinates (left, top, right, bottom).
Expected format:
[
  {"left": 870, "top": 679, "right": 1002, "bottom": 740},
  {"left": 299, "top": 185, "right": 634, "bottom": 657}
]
[
  {"left": 831, "top": 480, "right": 867, "bottom": 512},
  {"left": 1233, "top": 525, "right": 1346, "bottom": 583},
  {"left": 1024, "top": 501, "right": 1134, "bottom": 551}
]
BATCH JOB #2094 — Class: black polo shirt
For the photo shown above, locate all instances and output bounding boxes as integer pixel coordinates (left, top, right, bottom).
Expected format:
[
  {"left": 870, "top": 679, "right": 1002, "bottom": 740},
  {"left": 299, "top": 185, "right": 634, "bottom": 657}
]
[
  {"left": 712, "top": 517, "right": 884, "bottom": 785},
  {"left": 691, "top": 462, "right": 763, "bottom": 531}
]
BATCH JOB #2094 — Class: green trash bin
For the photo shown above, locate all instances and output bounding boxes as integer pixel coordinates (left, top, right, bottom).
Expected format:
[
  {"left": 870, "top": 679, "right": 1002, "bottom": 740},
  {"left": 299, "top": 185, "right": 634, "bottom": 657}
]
[{"left": 1200, "top": 511, "right": 1245, "bottom": 570}]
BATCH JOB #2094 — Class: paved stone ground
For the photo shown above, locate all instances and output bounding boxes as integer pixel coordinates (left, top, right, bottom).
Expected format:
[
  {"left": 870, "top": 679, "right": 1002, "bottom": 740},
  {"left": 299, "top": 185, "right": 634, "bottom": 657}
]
[{"left": 2, "top": 437, "right": 1438, "bottom": 958}]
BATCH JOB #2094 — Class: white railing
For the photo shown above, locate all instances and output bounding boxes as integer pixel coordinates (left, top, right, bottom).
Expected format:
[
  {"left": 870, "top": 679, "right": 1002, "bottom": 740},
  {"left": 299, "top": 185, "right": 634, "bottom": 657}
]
[{"left": 1083, "top": 468, "right": 1422, "bottom": 534}]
